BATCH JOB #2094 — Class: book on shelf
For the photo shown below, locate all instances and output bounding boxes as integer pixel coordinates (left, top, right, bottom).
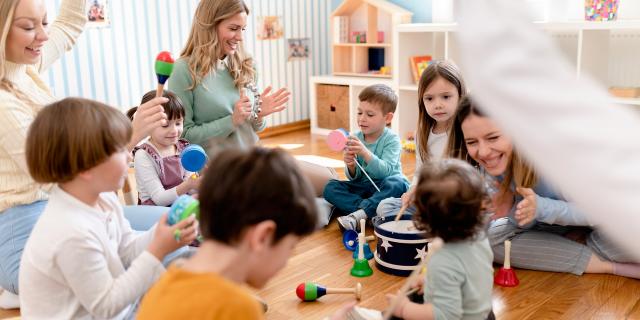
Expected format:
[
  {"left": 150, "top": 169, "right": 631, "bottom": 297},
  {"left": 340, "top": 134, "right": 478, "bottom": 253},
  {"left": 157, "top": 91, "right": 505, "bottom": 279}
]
[
  {"left": 333, "top": 16, "right": 350, "bottom": 43},
  {"left": 410, "top": 55, "right": 432, "bottom": 83}
]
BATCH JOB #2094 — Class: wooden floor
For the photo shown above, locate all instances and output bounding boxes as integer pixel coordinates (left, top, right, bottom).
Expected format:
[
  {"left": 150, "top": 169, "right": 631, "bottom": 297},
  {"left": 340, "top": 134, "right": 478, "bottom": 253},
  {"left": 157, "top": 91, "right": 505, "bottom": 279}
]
[{"left": 2, "top": 129, "right": 640, "bottom": 319}]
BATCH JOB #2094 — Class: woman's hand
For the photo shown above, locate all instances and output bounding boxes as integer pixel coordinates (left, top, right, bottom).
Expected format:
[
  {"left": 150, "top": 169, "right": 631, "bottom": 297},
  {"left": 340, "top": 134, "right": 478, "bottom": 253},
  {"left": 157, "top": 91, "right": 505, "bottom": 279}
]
[
  {"left": 129, "top": 97, "right": 169, "bottom": 151},
  {"left": 232, "top": 89, "right": 253, "bottom": 127},
  {"left": 515, "top": 187, "right": 537, "bottom": 226},
  {"left": 147, "top": 213, "right": 198, "bottom": 260},
  {"left": 259, "top": 86, "right": 290, "bottom": 117}
]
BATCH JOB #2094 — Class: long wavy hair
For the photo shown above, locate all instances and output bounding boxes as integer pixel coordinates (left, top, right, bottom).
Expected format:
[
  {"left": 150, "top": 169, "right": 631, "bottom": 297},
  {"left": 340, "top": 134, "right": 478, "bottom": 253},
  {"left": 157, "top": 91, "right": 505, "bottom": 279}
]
[
  {"left": 180, "top": 0, "right": 255, "bottom": 90},
  {"left": 447, "top": 96, "right": 537, "bottom": 197},
  {"left": 416, "top": 60, "right": 466, "bottom": 162},
  {"left": 0, "top": 0, "right": 36, "bottom": 105}
]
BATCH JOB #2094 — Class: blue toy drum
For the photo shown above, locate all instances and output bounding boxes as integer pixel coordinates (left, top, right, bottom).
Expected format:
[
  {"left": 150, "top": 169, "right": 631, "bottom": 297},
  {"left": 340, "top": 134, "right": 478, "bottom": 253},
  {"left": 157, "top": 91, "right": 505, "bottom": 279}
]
[
  {"left": 372, "top": 214, "right": 430, "bottom": 276},
  {"left": 180, "top": 144, "right": 207, "bottom": 172}
]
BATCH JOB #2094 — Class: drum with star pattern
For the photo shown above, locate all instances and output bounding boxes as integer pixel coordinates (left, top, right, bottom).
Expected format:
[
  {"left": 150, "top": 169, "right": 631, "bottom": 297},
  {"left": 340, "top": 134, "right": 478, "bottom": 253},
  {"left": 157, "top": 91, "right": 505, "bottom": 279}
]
[{"left": 372, "top": 214, "right": 430, "bottom": 276}]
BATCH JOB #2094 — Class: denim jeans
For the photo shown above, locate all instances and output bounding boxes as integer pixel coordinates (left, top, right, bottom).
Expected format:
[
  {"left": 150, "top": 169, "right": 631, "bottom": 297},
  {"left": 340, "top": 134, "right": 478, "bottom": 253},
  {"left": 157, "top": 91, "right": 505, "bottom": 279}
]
[
  {"left": 0, "top": 200, "right": 47, "bottom": 294},
  {"left": 375, "top": 197, "right": 418, "bottom": 218},
  {"left": 0, "top": 202, "right": 170, "bottom": 295},
  {"left": 323, "top": 175, "right": 409, "bottom": 218}
]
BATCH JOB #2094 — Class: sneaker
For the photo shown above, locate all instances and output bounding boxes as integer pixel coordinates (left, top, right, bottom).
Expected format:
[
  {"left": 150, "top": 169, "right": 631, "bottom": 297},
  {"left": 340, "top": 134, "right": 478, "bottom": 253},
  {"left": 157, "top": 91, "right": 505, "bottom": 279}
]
[
  {"left": 337, "top": 209, "right": 368, "bottom": 232},
  {"left": 337, "top": 214, "right": 358, "bottom": 232}
]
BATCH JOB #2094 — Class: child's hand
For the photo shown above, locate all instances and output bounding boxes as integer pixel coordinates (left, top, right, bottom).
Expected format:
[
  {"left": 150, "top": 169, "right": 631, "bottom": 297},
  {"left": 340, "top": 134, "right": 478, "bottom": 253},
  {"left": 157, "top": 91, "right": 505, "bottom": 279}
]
[
  {"left": 515, "top": 187, "right": 537, "bottom": 226},
  {"left": 147, "top": 213, "right": 199, "bottom": 260},
  {"left": 409, "top": 274, "right": 424, "bottom": 295},
  {"left": 346, "top": 136, "right": 368, "bottom": 158},
  {"left": 232, "top": 89, "right": 253, "bottom": 126},
  {"left": 343, "top": 150, "right": 356, "bottom": 166},
  {"left": 401, "top": 187, "right": 416, "bottom": 208},
  {"left": 385, "top": 292, "right": 410, "bottom": 317},
  {"left": 186, "top": 174, "right": 201, "bottom": 191}
]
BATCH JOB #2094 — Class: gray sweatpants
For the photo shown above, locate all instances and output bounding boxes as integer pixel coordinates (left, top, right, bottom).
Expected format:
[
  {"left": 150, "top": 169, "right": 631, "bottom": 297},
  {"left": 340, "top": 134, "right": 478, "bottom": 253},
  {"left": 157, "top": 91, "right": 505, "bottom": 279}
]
[{"left": 489, "top": 218, "right": 636, "bottom": 275}]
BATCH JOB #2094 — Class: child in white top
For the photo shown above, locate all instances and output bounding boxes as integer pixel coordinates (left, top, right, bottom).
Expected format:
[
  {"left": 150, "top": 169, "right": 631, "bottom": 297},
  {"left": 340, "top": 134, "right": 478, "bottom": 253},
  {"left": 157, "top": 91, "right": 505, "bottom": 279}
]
[
  {"left": 19, "top": 98, "right": 198, "bottom": 319},
  {"left": 128, "top": 91, "right": 200, "bottom": 206},
  {"left": 377, "top": 60, "right": 466, "bottom": 217}
]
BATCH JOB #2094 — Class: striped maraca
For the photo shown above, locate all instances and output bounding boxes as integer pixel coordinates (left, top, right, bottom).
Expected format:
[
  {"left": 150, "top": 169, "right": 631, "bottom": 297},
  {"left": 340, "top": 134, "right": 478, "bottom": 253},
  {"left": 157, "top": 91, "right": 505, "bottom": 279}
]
[
  {"left": 295, "top": 282, "right": 362, "bottom": 302},
  {"left": 155, "top": 51, "right": 175, "bottom": 97}
]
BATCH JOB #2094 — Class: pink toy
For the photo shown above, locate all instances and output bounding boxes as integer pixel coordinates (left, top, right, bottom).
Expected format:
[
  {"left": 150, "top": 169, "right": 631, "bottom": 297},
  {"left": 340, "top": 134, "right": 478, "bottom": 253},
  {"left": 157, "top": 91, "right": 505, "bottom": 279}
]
[
  {"left": 326, "top": 129, "right": 381, "bottom": 192},
  {"left": 327, "top": 129, "right": 349, "bottom": 152}
]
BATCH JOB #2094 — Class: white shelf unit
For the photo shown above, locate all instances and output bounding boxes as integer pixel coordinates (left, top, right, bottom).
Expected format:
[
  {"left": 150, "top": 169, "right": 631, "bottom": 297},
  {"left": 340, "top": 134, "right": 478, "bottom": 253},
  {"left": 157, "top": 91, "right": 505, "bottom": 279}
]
[
  {"left": 310, "top": 75, "right": 393, "bottom": 135},
  {"left": 392, "top": 21, "right": 640, "bottom": 140}
]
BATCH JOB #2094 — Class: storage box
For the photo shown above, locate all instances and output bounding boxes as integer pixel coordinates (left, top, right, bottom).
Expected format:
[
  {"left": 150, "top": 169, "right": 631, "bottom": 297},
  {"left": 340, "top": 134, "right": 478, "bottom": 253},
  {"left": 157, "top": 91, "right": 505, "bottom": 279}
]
[
  {"left": 316, "top": 84, "right": 350, "bottom": 130},
  {"left": 609, "top": 87, "right": 640, "bottom": 98}
]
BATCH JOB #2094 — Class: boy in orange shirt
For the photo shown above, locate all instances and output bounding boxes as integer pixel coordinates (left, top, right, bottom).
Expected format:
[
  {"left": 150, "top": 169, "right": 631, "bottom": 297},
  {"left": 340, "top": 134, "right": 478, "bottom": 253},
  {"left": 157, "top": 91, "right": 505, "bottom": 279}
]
[{"left": 137, "top": 148, "right": 318, "bottom": 319}]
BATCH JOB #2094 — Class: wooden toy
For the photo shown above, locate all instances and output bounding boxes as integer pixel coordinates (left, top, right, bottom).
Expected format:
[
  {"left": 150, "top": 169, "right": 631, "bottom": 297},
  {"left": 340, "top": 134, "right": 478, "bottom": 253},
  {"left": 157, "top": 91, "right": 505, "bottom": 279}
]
[
  {"left": 154, "top": 51, "right": 174, "bottom": 97},
  {"left": 494, "top": 240, "right": 519, "bottom": 287},
  {"left": 296, "top": 282, "right": 362, "bottom": 302},
  {"left": 393, "top": 203, "right": 408, "bottom": 222},
  {"left": 327, "top": 129, "right": 380, "bottom": 192}
]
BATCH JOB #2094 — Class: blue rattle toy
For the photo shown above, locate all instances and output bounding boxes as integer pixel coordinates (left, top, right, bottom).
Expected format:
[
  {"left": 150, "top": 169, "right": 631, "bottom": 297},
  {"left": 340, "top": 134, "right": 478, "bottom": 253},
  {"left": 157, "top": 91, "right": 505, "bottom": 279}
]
[
  {"left": 168, "top": 195, "right": 200, "bottom": 241},
  {"left": 180, "top": 144, "right": 207, "bottom": 178}
]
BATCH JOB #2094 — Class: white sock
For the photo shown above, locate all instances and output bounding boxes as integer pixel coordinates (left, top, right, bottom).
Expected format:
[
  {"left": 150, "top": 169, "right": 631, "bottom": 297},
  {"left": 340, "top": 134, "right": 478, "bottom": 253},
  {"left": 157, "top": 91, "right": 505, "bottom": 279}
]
[{"left": 0, "top": 289, "right": 20, "bottom": 309}]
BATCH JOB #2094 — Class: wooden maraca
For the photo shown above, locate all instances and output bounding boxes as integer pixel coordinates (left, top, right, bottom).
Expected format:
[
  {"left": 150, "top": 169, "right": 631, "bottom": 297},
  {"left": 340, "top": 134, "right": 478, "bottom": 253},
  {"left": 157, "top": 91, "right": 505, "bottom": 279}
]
[
  {"left": 296, "top": 282, "right": 362, "bottom": 302},
  {"left": 155, "top": 51, "right": 175, "bottom": 97}
]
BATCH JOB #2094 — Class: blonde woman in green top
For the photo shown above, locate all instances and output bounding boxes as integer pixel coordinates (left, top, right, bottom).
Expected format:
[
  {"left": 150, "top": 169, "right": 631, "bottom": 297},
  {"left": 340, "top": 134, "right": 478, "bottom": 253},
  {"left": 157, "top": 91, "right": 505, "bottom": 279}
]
[{"left": 170, "top": 0, "right": 290, "bottom": 149}]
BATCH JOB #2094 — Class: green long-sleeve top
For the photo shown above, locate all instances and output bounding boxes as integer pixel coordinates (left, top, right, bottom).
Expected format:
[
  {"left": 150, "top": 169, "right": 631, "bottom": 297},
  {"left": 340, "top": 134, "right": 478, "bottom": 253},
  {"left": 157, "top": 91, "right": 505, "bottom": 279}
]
[
  {"left": 346, "top": 127, "right": 407, "bottom": 182},
  {"left": 169, "top": 58, "right": 266, "bottom": 149}
]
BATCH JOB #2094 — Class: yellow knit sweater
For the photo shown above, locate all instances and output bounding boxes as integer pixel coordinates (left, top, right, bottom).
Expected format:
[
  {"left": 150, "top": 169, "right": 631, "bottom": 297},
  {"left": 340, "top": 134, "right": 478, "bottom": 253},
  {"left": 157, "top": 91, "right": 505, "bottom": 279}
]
[{"left": 0, "top": 0, "right": 86, "bottom": 211}]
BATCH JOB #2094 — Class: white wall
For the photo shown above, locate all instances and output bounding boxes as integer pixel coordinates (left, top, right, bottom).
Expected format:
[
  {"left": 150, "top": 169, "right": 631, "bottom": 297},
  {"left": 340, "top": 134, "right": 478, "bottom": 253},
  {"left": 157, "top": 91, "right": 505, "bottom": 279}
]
[{"left": 43, "top": 0, "right": 332, "bottom": 127}]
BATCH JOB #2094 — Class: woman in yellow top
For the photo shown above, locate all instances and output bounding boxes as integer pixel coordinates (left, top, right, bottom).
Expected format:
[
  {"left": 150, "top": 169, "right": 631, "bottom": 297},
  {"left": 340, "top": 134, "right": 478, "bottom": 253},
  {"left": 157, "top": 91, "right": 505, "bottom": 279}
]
[{"left": 0, "top": 0, "right": 167, "bottom": 307}]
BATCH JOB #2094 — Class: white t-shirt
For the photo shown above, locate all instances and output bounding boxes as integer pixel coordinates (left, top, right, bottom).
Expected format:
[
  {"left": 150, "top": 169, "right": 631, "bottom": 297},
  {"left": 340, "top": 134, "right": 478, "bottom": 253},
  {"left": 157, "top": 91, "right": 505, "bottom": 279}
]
[
  {"left": 20, "top": 186, "right": 164, "bottom": 319},
  {"left": 413, "top": 129, "right": 449, "bottom": 186}
]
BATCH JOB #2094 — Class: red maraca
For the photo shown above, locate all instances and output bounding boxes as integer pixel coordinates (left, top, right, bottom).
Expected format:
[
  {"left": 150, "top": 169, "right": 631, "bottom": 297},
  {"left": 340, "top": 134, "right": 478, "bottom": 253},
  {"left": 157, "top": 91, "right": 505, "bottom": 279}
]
[
  {"left": 295, "top": 282, "right": 362, "bottom": 302},
  {"left": 155, "top": 51, "right": 175, "bottom": 97},
  {"left": 494, "top": 240, "right": 519, "bottom": 287}
]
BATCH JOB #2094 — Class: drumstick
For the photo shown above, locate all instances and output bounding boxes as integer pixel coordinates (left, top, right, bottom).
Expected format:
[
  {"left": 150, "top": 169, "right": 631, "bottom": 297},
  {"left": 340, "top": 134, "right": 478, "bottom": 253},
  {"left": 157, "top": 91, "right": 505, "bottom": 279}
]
[
  {"left": 382, "top": 238, "right": 443, "bottom": 320},
  {"left": 393, "top": 203, "right": 409, "bottom": 222},
  {"left": 353, "top": 156, "right": 381, "bottom": 192}
]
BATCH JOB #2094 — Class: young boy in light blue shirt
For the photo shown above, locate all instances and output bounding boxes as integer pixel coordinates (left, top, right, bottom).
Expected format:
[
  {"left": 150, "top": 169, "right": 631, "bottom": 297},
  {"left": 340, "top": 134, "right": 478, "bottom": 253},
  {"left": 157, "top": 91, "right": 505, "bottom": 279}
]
[{"left": 323, "top": 84, "right": 409, "bottom": 231}]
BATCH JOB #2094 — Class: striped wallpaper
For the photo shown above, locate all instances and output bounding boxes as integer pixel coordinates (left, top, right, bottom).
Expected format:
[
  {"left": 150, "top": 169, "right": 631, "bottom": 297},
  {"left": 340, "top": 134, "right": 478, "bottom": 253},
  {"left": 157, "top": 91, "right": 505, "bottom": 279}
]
[{"left": 43, "top": 0, "right": 332, "bottom": 127}]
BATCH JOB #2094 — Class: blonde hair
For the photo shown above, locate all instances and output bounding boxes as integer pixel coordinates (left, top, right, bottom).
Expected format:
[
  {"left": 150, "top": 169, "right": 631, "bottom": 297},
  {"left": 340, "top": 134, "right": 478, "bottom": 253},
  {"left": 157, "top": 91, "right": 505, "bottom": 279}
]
[
  {"left": 417, "top": 60, "right": 466, "bottom": 163},
  {"left": 180, "top": 0, "right": 255, "bottom": 90},
  {"left": 0, "top": 0, "right": 37, "bottom": 106},
  {"left": 26, "top": 98, "right": 132, "bottom": 183}
]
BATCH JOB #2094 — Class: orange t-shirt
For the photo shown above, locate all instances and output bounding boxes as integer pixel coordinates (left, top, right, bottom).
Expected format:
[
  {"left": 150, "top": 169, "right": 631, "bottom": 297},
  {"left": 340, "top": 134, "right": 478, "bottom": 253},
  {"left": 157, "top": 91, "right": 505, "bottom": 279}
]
[{"left": 137, "top": 266, "right": 263, "bottom": 319}]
